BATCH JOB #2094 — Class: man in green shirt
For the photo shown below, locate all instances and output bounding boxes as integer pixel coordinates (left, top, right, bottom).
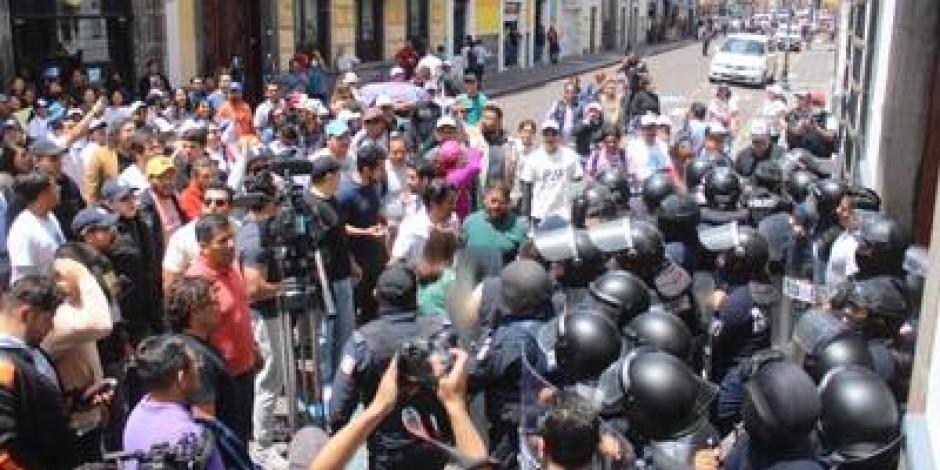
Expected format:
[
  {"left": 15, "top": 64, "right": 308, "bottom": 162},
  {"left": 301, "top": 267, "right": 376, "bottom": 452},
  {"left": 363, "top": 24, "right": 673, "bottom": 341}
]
[
  {"left": 461, "top": 181, "right": 528, "bottom": 270},
  {"left": 457, "top": 73, "right": 487, "bottom": 126}
]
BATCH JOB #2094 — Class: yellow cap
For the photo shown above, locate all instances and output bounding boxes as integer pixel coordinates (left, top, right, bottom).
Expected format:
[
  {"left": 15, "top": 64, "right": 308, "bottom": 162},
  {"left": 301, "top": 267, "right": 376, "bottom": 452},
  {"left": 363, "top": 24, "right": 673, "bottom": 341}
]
[{"left": 146, "top": 156, "right": 176, "bottom": 177}]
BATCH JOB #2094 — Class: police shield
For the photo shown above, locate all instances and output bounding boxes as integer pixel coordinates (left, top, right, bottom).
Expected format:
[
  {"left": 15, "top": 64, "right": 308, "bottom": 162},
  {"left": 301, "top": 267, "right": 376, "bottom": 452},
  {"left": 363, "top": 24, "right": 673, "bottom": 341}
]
[
  {"left": 697, "top": 221, "right": 740, "bottom": 251},
  {"left": 533, "top": 224, "right": 579, "bottom": 262},
  {"left": 518, "top": 352, "right": 557, "bottom": 470},
  {"left": 792, "top": 308, "right": 849, "bottom": 356},
  {"left": 587, "top": 217, "right": 635, "bottom": 254}
]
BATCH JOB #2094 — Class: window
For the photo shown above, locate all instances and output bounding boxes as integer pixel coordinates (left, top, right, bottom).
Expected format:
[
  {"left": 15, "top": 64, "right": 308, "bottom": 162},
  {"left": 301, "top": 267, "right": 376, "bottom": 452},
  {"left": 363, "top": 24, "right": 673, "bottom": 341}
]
[{"left": 720, "top": 38, "right": 765, "bottom": 55}]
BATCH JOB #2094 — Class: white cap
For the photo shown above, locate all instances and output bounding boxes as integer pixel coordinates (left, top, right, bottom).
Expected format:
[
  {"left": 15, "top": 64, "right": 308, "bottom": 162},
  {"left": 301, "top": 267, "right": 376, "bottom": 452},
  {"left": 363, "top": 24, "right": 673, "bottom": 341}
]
[
  {"left": 302, "top": 97, "right": 326, "bottom": 113},
  {"left": 376, "top": 95, "right": 394, "bottom": 107},
  {"left": 424, "top": 81, "right": 439, "bottom": 91},
  {"left": 750, "top": 120, "right": 769, "bottom": 136},
  {"left": 640, "top": 113, "right": 659, "bottom": 128},
  {"left": 541, "top": 119, "right": 561, "bottom": 131},
  {"left": 337, "top": 109, "right": 362, "bottom": 122},
  {"left": 584, "top": 102, "right": 603, "bottom": 113},
  {"left": 707, "top": 121, "right": 728, "bottom": 134},
  {"left": 342, "top": 72, "right": 360, "bottom": 84},
  {"left": 389, "top": 66, "right": 405, "bottom": 77},
  {"left": 656, "top": 115, "right": 672, "bottom": 127},
  {"left": 436, "top": 115, "right": 458, "bottom": 128}
]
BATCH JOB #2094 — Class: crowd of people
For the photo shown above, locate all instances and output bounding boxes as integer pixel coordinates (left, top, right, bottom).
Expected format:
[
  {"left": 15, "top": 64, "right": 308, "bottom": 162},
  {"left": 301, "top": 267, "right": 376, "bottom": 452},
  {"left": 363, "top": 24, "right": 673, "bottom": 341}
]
[{"left": 0, "top": 42, "right": 913, "bottom": 470}]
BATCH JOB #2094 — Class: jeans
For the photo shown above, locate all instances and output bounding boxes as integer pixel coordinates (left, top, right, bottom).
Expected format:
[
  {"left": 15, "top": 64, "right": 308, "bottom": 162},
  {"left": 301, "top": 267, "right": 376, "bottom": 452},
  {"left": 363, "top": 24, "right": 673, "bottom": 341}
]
[
  {"left": 252, "top": 314, "right": 285, "bottom": 446},
  {"left": 327, "top": 278, "right": 355, "bottom": 382}
]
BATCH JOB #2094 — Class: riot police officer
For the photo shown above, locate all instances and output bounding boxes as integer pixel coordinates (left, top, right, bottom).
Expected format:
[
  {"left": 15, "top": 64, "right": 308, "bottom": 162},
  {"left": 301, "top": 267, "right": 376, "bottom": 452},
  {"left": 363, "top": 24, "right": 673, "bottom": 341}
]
[
  {"left": 722, "top": 352, "right": 825, "bottom": 469},
  {"left": 637, "top": 172, "right": 677, "bottom": 220},
  {"left": 586, "top": 270, "right": 652, "bottom": 329},
  {"left": 685, "top": 158, "right": 714, "bottom": 206},
  {"left": 471, "top": 259, "right": 552, "bottom": 464},
  {"left": 329, "top": 263, "right": 453, "bottom": 470},
  {"left": 624, "top": 310, "right": 694, "bottom": 363},
  {"left": 656, "top": 194, "right": 702, "bottom": 273},
  {"left": 550, "top": 309, "right": 624, "bottom": 385},
  {"left": 700, "top": 167, "right": 749, "bottom": 227},
  {"left": 742, "top": 160, "right": 791, "bottom": 226},
  {"left": 852, "top": 214, "right": 909, "bottom": 280},
  {"left": 596, "top": 167, "right": 634, "bottom": 216},
  {"left": 571, "top": 183, "right": 617, "bottom": 228},
  {"left": 708, "top": 228, "right": 778, "bottom": 433},
  {"left": 785, "top": 168, "right": 818, "bottom": 205},
  {"left": 817, "top": 366, "right": 902, "bottom": 469}
]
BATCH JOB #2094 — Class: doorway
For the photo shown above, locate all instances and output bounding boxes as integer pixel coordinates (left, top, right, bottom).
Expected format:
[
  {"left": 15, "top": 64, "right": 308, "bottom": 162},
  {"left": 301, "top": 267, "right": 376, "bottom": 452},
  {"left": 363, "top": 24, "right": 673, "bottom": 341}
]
[
  {"left": 454, "top": 0, "right": 468, "bottom": 53},
  {"left": 201, "top": 0, "right": 263, "bottom": 103},
  {"left": 406, "top": 0, "right": 430, "bottom": 48},
  {"left": 590, "top": 6, "right": 597, "bottom": 54},
  {"left": 356, "top": 0, "right": 384, "bottom": 62}
]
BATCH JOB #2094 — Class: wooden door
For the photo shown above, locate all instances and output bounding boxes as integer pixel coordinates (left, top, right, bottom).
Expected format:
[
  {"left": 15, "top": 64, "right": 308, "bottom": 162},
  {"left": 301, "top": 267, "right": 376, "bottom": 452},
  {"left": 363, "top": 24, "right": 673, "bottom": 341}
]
[
  {"left": 202, "top": 0, "right": 263, "bottom": 104},
  {"left": 356, "top": 0, "right": 385, "bottom": 62}
]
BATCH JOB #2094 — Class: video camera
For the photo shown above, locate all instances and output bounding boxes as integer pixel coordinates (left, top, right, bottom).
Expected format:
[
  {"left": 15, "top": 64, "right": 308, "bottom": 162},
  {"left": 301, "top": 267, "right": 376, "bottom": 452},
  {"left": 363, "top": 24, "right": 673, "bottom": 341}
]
[
  {"left": 79, "top": 432, "right": 211, "bottom": 470},
  {"left": 399, "top": 330, "right": 458, "bottom": 388}
]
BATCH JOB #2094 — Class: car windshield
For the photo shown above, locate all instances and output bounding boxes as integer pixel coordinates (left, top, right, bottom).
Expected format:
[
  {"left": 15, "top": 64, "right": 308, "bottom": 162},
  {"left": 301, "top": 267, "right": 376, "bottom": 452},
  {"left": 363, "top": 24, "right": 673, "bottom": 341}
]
[{"left": 721, "top": 39, "right": 765, "bottom": 55}]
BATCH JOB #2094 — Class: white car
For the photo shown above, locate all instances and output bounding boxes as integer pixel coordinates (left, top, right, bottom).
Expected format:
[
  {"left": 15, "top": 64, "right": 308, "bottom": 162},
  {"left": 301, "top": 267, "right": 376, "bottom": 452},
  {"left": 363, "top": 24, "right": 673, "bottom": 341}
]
[{"left": 709, "top": 34, "right": 778, "bottom": 86}]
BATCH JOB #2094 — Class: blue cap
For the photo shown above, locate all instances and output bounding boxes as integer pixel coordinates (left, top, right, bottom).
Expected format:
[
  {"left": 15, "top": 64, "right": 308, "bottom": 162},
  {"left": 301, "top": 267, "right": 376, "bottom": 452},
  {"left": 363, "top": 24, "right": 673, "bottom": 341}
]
[
  {"left": 325, "top": 120, "right": 349, "bottom": 138},
  {"left": 101, "top": 179, "right": 137, "bottom": 202},
  {"left": 72, "top": 207, "right": 119, "bottom": 234},
  {"left": 1, "top": 119, "right": 17, "bottom": 130},
  {"left": 229, "top": 82, "right": 243, "bottom": 93}
]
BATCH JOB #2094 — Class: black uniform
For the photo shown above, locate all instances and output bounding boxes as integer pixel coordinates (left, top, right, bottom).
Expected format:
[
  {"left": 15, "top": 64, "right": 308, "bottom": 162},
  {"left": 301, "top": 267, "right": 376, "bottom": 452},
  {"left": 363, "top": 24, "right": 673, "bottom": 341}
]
[{"left": 329, "top": 307, "right": 451, "bottom": 470}]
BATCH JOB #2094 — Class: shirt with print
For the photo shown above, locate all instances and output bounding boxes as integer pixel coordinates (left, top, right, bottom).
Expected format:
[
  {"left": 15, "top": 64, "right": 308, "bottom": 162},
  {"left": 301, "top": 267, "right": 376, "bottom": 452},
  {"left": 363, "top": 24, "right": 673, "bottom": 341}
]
[{"left": 521, "top": 145, "right": 583, "bottom": 220}]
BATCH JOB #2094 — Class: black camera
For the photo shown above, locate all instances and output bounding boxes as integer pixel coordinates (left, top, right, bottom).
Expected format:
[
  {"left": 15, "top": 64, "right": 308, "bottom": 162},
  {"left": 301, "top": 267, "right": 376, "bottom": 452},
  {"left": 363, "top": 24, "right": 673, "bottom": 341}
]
[{"left": 398, "top": 330, "right": 458, "bottom": 388}]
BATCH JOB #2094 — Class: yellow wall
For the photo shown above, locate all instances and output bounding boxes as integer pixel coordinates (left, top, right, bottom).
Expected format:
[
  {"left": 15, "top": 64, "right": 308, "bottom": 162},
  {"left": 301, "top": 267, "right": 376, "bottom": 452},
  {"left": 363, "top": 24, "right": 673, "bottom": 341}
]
[
  {"left": 331, "top": 0, "right": 357, "bottom": 63},
  {"left": 385, "top": 0, "right": 408, "bottom": 59},
  {"left": 276, "top": 0, "right": 296, "bottom": 70}
]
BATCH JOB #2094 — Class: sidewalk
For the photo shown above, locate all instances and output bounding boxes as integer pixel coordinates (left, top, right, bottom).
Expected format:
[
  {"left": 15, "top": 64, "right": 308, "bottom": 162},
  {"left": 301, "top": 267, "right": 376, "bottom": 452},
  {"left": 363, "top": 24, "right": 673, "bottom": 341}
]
[{"left": 485, "top": 39, "right": 696, "bottom": 98}]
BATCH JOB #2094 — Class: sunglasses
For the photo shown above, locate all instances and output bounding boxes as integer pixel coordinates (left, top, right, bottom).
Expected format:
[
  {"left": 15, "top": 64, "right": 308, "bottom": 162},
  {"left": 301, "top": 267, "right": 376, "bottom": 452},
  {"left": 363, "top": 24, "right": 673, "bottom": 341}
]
[{"left": 203, "top": 198, "right": 230, "bottom": 207}]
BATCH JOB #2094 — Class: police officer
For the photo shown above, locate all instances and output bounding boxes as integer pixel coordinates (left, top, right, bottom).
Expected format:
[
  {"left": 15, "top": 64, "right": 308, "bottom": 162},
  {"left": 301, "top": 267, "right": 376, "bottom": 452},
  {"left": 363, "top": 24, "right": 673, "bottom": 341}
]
[
  {"left": 708, "top": 228, "right": 777, "bottom": 433},
  {"left": 685, "top": 158, "right": 714, "bottom": 206},
  {"left": 624, "top": 310, "right": 694, "bottom": 363},
  {"left": 550, "top": 309, "right": 623, "bottom": 385},
  {"left": 734, "top": 120, "right": 784, "bottom": 178},
  {"left": 471, "top": 259, "right": 551, "bottom": 465},
  {"left": 817, "top": 366, "right": 901, "bottom": 469},
  {"left": 554, "top": 230, "right": 610, "bottom": 309},
  {"left": 852, "top": 214, "right": 909, "bottom": 280},
  {"left": 699, "top": 166, "right": 749, "bottom": 228},
  {"left": 656, "top": 194, "right": 702, "bottom": 273},
  {"left": 742, "top": 160, "right": 791, "bottom": 226},
  {"left": 637, "top": 172, "right": 677, "bottom": 220},
  {"left": 586, "top": 270, "right": 652, "bottom": 329},
  {"left": 806, "top": 333, "right": 874, "bottom": 383},
  {"left": 329, "top": 263, "right": 452, "bottom": 470},
  {"left": 722, "top": 352, "right": 825, "bottom": 469},
  {"left": 571, "top": 183, "right": 617, "bottom": 228},
  {"left": 596, "top": 168, "right": 633, "bottom": 216},
  {"left": 784, "top": 168, "right": 818, "bottom": 205}
]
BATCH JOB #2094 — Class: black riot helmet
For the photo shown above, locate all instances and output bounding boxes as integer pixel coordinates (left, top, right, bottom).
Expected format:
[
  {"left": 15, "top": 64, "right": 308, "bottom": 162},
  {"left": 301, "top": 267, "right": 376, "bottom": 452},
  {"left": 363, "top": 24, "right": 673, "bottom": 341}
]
[
  {"left": 614, "top": 220, "right": 667, "bottom": 279},
  {"left": 808, "top": 334, "right": 874, "bottom": 383},
  {"left": 685, "top": 158, "right": 713, "bottom": 190},
  {"left": 742, "top": 351, "right": 821, "bottom": 448},
  {"left": 588, "top": 270, "right": 652, "bottom": 327},
  {"left": 572, "top": 184, "right": 617, "bottom": 228},
  {"left": 718, "top": 227, "right": 770, "bottom": 284},
  {"left": 597, "top": 168, "right": 633, "bottom": 210},
  {"left": 813, "top": 179, "right": 848, "bottom": 225},
  {"left": 554, "top": 310, "right": 624, "bottom": 382},
  {"left": 656, "top": 194, "right": 701, "bottom": 241},
  {"left": 848, "top": 186, "right": 881, "bottom": 212},
  {"left": 703, "top": 166, "right": 742, "bottom": 210},
  {"left": 559, "top": 230, "right": 609, "bottom": 288},
  {"left": 753, "top": 160, "right": 784, "bottom": 193},
  {"left": 642, "top": 173, "right": 677, "bottom": 213},
  {"left": 854, "top": 214, "right": 908, "bottom": 277},
  {"left": 620, "top": 348, "right": 715, "bottom": 440},
  {"left": 786, "top": 169, "right": 818, "bottom": 203},
  {"left": 818, "top": 366, "right": 901, "bottom": 467},
  {"left": 624, "top": 310, "right": 693, "bottom": 361},
  {"left": 500, "top": 259, "right": 553, "bottom": 316}
]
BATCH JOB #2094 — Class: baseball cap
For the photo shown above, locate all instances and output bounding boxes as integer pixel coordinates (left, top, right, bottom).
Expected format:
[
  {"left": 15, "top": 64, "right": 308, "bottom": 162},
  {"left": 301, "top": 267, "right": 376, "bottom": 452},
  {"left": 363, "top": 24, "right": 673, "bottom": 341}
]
[
  {"left": 363, "top": 107, "right": 384, "bottom": 122},
  {"left": 541, "top": 119, "right": 561, "bottom": 132},
  {"left": 376, "top": 95, "right": 395, "bottom": 107},
  {"left": 442, "top": 60, "right": 453, "bottom": 67},
  {"left": 424, "top": 81, "right": 439, "bottom": 91},
  {"left": 288, "top": 427, "right": 329, "bottom": 470},
  {"left": 376, "top": 263, "right": 417, "bottom": 305},
  {"left": 706, "top": 121, "right": 728, "bottom": 134},
  {"left": 750, "top": 120, "right": 770, "bottom": 137},
  {"left": 72, "top": 208, "right": 119, "bottom": 235},
  {"left": 337, "top": 109, "right": 362, "bottom": 123},
  {"left": 29, "top": 138, "right": 67, "bottom": 157},
  {"left": 229, "top": 82, "right": 244, "bottom": 94},
  {"left": 436, "top": 115, "right": 458, "bottom": 129},
  {"left": 462, "top": 73, "right": 478, "bottom": 83},
  {"left": 310, "top": 155, "right": 341, "bottom": 180},
  {"left": 656, "top": 115, "right": 672, "bottom": 127},
  {"left": 146, "top": 88, "right": 165, "bottom": 100},
  {"left": 389, "top": 66, "right": 406, "bottom": 77},
  {"left": 325, "top": 119, "right": 350, "bottom": 138},
  {"left": 101, "top": 179, "right": 137, "bottom": 202},
  {"left": 342, "top": 72, "right": 360, "bottom": 84},
  {"left": 585, "top": 102, "right": 603, "bottom": 113},
  {"left": 146, "top": 156, "right": 176, "bottom": 177}
]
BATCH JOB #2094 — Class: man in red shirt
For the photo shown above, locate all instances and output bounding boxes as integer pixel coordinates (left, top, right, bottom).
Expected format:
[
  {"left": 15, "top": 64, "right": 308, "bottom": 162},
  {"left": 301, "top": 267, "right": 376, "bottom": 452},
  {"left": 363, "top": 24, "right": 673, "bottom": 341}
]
[
  {"left": 216, "top": 82, "right": 255, "bottom": 139},
  {"left": 177, "top": 157, "right": 219, "bottom": 220},
  {"left": 186, "top": 213, "right": 258, "bottom": 441}
]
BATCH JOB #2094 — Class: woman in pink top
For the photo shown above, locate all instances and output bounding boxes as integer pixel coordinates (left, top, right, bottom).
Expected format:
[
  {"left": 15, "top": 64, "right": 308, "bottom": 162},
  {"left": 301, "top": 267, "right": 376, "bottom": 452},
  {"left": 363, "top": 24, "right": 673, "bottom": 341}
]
[
  {"left": 435, "top": 139, "right": 481, "bottom": 221},
  {"left": 585, "top": 128, "right": 627, "bottom": 180}
]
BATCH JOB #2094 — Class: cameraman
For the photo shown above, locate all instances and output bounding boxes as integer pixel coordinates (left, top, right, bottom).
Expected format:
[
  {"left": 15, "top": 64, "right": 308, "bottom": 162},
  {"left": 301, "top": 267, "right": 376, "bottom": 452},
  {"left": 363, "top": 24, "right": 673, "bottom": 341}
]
[
  {"left": 329, "top": 262, "right": 453, "bottom": 470},
  {"left": 234, "top": 171, "right": 289, "bottom": 466},
  {"left": 305, "top": 156, "right": 356, "bottom": 380},
  {"left": 0, "top": 275, "right": 78, "bottom": 470}
]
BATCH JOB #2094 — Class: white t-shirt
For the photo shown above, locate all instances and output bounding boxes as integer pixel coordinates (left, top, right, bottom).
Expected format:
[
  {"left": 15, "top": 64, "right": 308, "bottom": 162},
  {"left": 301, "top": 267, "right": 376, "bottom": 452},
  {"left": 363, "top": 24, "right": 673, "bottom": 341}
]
[
  {"left": 825, "top": 231, "right": 859, "bottom": 288},
  {"left": 162, "top": 219, "right": 199, "bottom": 274},
  {"left": 383, "top": 161, "right": 412, "bottom": 223},
  {"left": 417, "top": 54, "right": 444, "bottom": 78},
  {"left": 521, "top": 146, "right": 583, "bottom": 221},
  {"left": 7, "top": 210, "right": 65, "bottom": 282},
  {"left": 390, "top": 209, "right": 458, "bottom": 261}
]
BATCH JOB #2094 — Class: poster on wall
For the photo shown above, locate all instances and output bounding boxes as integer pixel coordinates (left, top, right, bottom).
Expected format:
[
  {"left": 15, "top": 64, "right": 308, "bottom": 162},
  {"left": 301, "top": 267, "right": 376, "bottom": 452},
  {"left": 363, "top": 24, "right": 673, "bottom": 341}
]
[
  {"left": 505, "top": 2, "right": 521, "bottom": 22},
  {"left": 476, "top": 0, "right": 501, "bottom": 34}
]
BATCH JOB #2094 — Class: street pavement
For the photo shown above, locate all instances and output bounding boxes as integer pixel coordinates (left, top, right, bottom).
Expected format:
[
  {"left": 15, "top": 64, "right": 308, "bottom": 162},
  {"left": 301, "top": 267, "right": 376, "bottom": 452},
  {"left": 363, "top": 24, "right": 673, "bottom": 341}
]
[{"left": 497, "top": 39, "right": 837, "bottom": 144}]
